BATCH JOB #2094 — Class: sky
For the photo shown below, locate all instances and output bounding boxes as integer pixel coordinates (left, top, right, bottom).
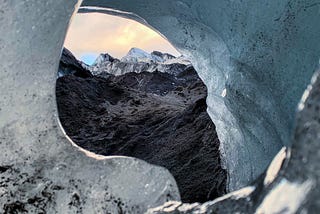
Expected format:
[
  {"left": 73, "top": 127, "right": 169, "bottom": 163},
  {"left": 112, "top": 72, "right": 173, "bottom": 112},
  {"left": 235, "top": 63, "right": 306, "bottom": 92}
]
[{"left": 64, "top": 13, "right": 180, "bottom": 65}]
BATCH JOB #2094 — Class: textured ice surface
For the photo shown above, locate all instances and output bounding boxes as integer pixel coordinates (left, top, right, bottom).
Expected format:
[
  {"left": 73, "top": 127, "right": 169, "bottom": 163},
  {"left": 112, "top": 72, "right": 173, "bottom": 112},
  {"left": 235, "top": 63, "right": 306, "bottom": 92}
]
[
  {"left": 1, "top": 0, "right": 320, "bottom": 213},
  {"left": 80, "top": 0, "right": 320, "bottom": 191},
  {"left": 0, "top": 1, "right": 179, "bottom": 213}
]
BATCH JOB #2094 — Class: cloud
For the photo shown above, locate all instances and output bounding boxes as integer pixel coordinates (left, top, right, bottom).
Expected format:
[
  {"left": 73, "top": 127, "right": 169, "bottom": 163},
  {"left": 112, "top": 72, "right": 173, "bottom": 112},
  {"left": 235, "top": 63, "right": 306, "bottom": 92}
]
[{"left": 64, "top": 13, "right": 180, "bottom": 60}]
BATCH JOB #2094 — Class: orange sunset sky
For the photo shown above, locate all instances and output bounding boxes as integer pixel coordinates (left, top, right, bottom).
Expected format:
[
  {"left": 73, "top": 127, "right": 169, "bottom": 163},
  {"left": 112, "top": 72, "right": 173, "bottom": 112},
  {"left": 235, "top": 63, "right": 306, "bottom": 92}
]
[{"left": 64, "top": 13, "right": 180, "bottom": 64}]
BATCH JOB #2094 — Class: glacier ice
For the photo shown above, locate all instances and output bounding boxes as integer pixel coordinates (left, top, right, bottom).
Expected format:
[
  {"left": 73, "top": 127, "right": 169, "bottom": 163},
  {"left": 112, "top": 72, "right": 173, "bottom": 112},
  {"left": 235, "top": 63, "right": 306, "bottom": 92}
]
[
  {"left": 0, "top": 0, "right": 179, "bottom": 213},
  {"left": 1, "top": 0, "right": 320, "bottom": 213}
]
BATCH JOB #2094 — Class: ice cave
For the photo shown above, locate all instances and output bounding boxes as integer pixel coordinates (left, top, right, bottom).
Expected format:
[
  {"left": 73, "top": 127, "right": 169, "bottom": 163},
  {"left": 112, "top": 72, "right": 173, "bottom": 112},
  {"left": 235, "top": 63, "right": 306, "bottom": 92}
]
[{"left": 0, "top": 0, "right": 319, "bottom": 213}]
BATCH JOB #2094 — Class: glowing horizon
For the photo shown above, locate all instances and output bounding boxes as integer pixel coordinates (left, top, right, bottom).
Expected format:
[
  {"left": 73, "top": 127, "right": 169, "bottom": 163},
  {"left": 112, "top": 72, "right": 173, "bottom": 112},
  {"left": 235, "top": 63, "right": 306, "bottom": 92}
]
[{"left": 64, "top": 13, "right": 180, "bottom": 64}]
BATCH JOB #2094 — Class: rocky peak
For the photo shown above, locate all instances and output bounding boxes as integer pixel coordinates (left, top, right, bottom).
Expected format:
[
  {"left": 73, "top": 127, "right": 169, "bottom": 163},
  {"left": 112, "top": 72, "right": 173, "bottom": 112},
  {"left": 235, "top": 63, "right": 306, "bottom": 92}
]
[
  {"left": 92, "top": 53, "right": 117, "bottom": 66},
  {"left": 58, "top": 48, "right": 92, "bottom": 78}
]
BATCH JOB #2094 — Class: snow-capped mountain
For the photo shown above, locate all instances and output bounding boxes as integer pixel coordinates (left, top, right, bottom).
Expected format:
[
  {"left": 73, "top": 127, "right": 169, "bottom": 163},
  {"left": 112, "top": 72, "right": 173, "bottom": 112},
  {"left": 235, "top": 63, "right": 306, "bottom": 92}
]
[
  {"left": 121, "top": 47, "right": 163, "bottom": 63},
  {"left": 82, "top": 48, "right": 191, "bottom": 76},
  {"left": 120, "top": 47, "right": 184, "bottom": 64},
  {"left": 92, "top": 53, "right": 117, "bottom": 66}
]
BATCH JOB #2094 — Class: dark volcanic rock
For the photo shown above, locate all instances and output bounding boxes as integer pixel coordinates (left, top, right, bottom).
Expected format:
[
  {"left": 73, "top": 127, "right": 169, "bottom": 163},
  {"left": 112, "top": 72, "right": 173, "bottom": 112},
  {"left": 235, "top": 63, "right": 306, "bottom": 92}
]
[
  {"left": 110, "top": 70, "right": 191, "bottom": 96},
  {"left": 56, "top": 57, "right": 227, "bottom": 203},
  {"left": 151, "top": 51, "right": 176, "bottom": 61},
  {"left": 58, "top": 48, "right": 93, "bottom": 78}
]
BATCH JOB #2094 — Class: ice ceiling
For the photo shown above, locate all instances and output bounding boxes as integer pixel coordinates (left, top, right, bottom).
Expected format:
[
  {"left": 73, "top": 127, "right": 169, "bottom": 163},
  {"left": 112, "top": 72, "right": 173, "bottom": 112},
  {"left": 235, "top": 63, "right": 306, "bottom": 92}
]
[{"left": 0, "top": 0, "right": 319, "bottom": 213}]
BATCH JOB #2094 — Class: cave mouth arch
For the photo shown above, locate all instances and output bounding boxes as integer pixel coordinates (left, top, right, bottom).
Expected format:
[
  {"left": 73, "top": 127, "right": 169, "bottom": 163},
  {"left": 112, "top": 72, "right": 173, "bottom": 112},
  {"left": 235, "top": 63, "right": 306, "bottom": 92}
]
[
  {"left": 56, "top": 11, "right": 227, "bottom": 203},
  {"left": 2, "top": 0, "right": 319, "bottom": 212},
  {"left": 76, "top": 0, "right": 320, "bottom": 198},
  {"left": 59, "top": 0, "right": 320, "bottom": 205},
  {"left": 75, "top": 2, "right": 290, "bottom": 193}
]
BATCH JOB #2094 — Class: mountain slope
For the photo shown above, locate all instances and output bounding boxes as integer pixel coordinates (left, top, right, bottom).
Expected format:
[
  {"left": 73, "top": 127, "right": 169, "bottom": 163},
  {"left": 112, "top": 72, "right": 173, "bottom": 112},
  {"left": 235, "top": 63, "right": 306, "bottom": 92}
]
[
  {"left": 56, "top": 48, "right": 227, "bottom": 203},
  {"left": 58, "top": 48, "right": 92, "bottom": 78}
]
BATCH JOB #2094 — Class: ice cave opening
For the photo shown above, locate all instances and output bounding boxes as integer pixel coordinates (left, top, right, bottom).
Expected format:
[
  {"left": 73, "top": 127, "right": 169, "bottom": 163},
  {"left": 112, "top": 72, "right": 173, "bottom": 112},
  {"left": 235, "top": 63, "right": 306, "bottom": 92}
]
[
  {"left": 2, "top": 0, "right": 320, "bottom": 212},
  {"left": 56, "top": 12, "right": 227, "bottom": 203},
  {"left": 76, "top": 0, "right": 320, "bottom": 195}
]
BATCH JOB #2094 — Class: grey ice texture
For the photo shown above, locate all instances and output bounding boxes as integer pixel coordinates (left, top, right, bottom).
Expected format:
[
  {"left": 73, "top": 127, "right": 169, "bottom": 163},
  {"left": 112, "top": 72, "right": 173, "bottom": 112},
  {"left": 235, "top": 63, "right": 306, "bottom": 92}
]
[
  {"left": 0, "top": 0, "right": 179, "bottom": 213},
  {"left": 1, "top": 0, "right": 320, "bottom": 213}
]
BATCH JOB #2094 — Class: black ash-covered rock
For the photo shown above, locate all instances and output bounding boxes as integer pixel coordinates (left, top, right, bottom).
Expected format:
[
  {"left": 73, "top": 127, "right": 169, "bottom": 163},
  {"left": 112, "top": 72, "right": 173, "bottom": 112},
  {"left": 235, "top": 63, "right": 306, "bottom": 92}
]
[{"left": 56, "top": 48, "right": 227, "bottom": 203}]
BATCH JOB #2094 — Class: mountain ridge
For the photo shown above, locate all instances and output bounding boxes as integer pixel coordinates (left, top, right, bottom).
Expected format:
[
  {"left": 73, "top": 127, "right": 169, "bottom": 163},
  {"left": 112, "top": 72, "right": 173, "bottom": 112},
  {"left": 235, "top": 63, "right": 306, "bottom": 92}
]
[{"left": 78, "top": 47, "right": 191, "bottom": 77}]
